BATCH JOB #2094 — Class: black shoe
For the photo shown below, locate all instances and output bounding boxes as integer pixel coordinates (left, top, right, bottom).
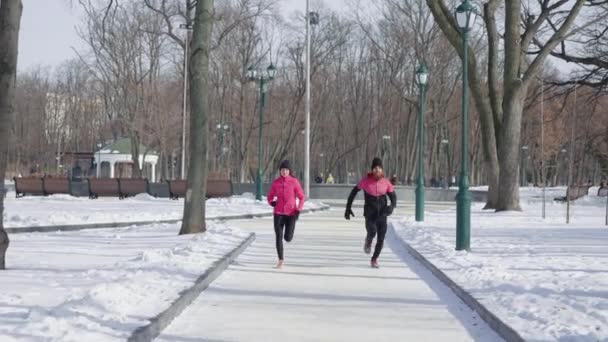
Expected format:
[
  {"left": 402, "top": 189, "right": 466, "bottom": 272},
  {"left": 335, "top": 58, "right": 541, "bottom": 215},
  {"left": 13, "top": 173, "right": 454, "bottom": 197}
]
[
  {"left": 371, "top": 259, "right": 379, "bottom": 268},
  {"left": 364, "top": 240, "right": 372, "bottom": 254}
]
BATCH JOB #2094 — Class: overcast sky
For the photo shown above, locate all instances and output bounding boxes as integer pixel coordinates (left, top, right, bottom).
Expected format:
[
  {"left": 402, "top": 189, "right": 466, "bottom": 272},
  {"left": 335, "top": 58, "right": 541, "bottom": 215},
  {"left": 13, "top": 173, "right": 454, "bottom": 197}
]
[
  {"left": 17, "top": 0, "right": 348, "bottom": 71},
  {"left": 17, "top": 0, "right": 574, "bottom": 75}
]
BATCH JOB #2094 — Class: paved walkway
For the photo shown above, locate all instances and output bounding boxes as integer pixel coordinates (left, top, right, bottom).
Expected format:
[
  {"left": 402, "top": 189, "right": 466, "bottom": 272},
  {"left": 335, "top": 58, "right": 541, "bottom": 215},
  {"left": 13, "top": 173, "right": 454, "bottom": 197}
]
[{"left": 157, "top": 209, "right": 501, "bottom": 342}]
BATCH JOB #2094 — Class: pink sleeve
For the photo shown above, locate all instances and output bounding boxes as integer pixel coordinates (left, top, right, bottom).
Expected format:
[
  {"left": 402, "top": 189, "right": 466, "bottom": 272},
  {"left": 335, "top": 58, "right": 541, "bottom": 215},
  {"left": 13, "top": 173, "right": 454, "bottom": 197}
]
[
  {"left": 356, "top": 178, "right": 366, "bottom": 190},
  {"left": 266, "top": 181, "right": 276, "bottom": 205},
  {"left": 295, "top": 180, "right": 305, "bottom": 211},
  {"left": 386, "top": 179, "right": 394, "bottom": 193}
]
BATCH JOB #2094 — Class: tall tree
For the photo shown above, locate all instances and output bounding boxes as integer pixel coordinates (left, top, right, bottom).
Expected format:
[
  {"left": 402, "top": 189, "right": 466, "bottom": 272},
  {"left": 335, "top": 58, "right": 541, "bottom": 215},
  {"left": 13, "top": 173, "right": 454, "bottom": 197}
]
[
  {"left": 179, "top": 0, "right": 214, "bottom": 234},
  {"left": 425, "top": 0, "right": 603, "bottom": 210},
  {"left": 0, "top": 0, "right": 23, "bottom": 269}
]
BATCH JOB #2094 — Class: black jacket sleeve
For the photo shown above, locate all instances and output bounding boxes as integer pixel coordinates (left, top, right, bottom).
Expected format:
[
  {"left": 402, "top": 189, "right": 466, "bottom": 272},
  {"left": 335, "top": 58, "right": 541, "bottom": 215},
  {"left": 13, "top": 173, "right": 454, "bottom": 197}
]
[
  {"left": 387, "top": 191, "right": 397, "bottom": 209},
  {"left": 346, "top": 186, "right": 360, "bottom": 210}
]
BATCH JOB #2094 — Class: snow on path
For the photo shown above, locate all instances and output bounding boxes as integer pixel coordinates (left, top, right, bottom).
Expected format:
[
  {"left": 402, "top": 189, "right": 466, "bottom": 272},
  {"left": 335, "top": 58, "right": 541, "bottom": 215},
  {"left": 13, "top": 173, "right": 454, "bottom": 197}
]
[{"left": 157, "top": 209, "right": 501, "bottom": 342}]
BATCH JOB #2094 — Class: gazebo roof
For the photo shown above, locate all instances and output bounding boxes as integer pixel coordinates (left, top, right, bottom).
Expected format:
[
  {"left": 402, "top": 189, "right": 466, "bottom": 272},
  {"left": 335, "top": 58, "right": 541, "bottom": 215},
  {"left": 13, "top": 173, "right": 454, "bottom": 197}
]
[{"left": 99, "top": 138, "right": 156, "bottom": 155}]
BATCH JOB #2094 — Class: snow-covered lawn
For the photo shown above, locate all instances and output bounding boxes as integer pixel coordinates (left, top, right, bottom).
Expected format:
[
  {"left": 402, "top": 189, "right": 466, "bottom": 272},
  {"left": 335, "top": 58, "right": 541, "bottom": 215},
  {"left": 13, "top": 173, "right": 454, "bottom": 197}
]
[
  {"left": 0, "top": 195, "right": 327, "bottom": 341},
  {"left": 0, "top": 222, "right": 249, "bottom": 341},
  {"left": 3, "top": 192, "right": 323, "bottom": 228},
  {"left": 393, "top": 186, "right": 608, "bottom": 341}
]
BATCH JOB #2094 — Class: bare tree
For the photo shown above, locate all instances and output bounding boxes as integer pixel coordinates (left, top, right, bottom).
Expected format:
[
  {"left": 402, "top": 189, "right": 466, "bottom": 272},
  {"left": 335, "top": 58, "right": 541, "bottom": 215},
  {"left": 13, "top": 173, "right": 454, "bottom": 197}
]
[
  {"left": 0, "top": 0, "right": 23, "bottom": 269},
  {"left": 424, "top": 0, "right": 606, "bottom": 210},
  {"left": 78, "top": 0, "right": 166, "bottom": 178},
  {"left": 179, "top": 0, "right": 214, "bottom": 234}
]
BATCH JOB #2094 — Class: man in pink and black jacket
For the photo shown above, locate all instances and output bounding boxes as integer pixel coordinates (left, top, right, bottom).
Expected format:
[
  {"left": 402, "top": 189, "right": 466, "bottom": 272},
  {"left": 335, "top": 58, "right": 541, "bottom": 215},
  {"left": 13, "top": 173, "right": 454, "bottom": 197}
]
[
  {"left": 345, "top": 157, "right": 397, "bottom": 268},
  {"left": 267, "top": 160, "right": 305, "bottom": 268}
]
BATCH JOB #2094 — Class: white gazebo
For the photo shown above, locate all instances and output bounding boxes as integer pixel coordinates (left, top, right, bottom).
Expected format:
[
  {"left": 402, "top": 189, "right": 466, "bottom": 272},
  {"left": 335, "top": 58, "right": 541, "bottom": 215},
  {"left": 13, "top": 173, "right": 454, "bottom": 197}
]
[{"left": 94, "top": 138, "right": 159, "bottom": 181}]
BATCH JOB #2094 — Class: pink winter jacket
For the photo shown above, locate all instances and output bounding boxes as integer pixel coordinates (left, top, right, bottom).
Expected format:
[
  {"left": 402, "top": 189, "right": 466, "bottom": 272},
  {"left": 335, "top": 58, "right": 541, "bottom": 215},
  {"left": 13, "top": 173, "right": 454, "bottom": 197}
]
[{"left": 267, "top": 175, "right": 305, "bottom": 216}]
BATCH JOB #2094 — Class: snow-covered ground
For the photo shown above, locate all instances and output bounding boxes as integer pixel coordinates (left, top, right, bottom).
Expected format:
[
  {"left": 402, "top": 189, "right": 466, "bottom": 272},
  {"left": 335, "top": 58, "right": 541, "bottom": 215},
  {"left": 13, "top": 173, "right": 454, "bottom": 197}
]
[
  {"left": 3, "top": 192, "right": 322, "bottom": 228},
  {"left": 394, "top": 186, "right": 608, "bottom": 341},
  {"left": 0, "top": 195, "right": 326, "bottom": 341},
  {"left": 3, "top": 184, "right": 607, "bottom": 341},
  {"left": 0, "top": 222, "right": 249, "bottom": 341}
]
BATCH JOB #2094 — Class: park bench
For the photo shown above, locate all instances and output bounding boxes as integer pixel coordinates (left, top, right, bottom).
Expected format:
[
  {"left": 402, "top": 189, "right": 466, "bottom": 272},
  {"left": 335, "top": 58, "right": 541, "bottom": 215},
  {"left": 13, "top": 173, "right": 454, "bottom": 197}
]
[
  {"left": 554, "top": 185, "right": 591, "bottom": 202},
  {"left": 87, "top": 178, "right": 120, "bottom": 199},
  {"left": 14, "top": 177, "right": 44, "bottom": 197},
  {"left": 207, "top": 179, "right": 233, "bottom": 198},
  {"left": 42, "top": 177, "right": 70, "bottom": 195},
  {"left": 167, "top": 179, "right": 232, "bottom": 199},
  {"left": 117, "top": 178, "right": 149, "bottom": 198},
  {"left": 167, "top": 179, "right": 187, "bottom": 200},
  {"left": 598, "top": 187, "right": 608, "bottom": 197}
]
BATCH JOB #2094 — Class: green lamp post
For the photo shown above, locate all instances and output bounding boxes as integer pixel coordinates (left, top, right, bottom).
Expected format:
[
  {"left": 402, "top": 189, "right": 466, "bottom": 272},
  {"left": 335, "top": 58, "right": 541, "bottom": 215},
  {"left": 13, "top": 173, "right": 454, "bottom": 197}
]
[
  {"left": 247, "top": 63, "right": 277, "bottom": 201},
  {"left": 415, "top": 64, "right": 428, "bottom": 222},
  {"left": 454, "top": 0, "right": 477, "bottom": 251}
]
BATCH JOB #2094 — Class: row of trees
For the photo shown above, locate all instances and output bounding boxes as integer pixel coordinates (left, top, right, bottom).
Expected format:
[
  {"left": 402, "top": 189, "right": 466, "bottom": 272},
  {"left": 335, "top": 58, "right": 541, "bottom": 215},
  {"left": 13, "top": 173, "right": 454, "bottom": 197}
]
[
  {"left": 7, "top": 1, "right": 607, "bottom": 186},
  {"left": 1, "top": 0, "right": 607, "bottom": 267}
]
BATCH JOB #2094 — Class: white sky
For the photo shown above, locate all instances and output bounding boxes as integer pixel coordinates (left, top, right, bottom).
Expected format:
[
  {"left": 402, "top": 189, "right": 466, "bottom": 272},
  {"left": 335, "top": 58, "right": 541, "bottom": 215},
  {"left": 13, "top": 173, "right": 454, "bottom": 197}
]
[
  {"left": 18, "top": 0, "right": 82, "bottom": 70},
  {"left": 17, "top": 0, "right": 576, "bottom": 75},
  {"left": 17, "top": 0, "right": 347, "bottom": 71}
]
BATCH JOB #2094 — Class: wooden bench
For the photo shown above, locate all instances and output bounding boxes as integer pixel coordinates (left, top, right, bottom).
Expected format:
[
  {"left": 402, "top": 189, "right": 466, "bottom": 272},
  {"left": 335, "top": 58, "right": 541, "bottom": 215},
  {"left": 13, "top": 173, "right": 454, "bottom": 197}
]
[
  {"left": 42, "top": 177, "right": 70, "bottom": 195},
  {"left": 167, "top": 180, "right": 187, "bottom": 200},
  {"left": 167, "top": 179, "right": 232, "bottom": 200},
  {"left": 554, "top": 185, "right": 592, "bottom": 202},
  {"left": 207, "top": 179, "right": 233, "bottom": 198},
  {"left": 87, "top": 178, "right": 120, "bottom": 199},
  {"left": 14, "top": 177, "right": 44, "bottom": 197},
  {"left": 117, "top": 178, "right": 149, "bottom": 198}
]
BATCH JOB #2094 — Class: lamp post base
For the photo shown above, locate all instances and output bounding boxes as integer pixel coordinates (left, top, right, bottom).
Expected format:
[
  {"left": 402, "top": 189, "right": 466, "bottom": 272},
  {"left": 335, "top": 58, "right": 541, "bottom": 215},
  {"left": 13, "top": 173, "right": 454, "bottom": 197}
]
[
  {"left": 415, "top": 184, "right": 425, "bottom": 222},
  {"left": 255, "top": 171, "right": 262, "bottom": 201},
  {"left": 455, "top": 186, "right": 471, "bottom": 251}
]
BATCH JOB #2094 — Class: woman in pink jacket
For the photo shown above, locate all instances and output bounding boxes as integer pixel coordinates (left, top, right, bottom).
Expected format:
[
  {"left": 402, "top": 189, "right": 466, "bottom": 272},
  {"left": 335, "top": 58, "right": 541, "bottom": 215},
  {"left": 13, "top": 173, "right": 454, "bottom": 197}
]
[
  {"left": 345, "top": 157, "right": 397, "bottom": 268},
  {"left": 267, "top": 160, "right": 305, "bottom": 268}
]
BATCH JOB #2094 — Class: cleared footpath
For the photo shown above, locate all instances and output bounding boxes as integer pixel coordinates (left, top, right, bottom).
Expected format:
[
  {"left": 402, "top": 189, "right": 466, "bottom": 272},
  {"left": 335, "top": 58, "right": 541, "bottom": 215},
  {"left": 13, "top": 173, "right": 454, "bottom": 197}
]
[{"left": 157, "top": 209, "right": 502, "bottom": 342}]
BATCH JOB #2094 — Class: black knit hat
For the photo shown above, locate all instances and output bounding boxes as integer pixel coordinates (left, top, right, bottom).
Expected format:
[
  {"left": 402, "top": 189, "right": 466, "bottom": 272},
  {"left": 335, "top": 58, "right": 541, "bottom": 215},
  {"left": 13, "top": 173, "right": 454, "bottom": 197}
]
[
  {"left": 279, "top": 160, "right": 291, "bottom": 170},
  {"left": 371, "top": 157, "right": 383, "bottom": 170}
]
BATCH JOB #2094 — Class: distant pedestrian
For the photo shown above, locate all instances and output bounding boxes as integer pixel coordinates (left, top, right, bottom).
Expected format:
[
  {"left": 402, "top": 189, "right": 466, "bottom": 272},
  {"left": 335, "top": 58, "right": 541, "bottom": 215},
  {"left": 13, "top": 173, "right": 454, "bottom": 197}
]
[
  {"left": 390, "top": 174, "right": 398, "bottom": 185},
  {"left": 267, "top": 160, "right": 305, "bottom": 268},
  {"left": 345, "top": 157, "right": 397, "bottom": 268},
  {"left": 326, "top": 173, "right": 335, "bottom": 184}
]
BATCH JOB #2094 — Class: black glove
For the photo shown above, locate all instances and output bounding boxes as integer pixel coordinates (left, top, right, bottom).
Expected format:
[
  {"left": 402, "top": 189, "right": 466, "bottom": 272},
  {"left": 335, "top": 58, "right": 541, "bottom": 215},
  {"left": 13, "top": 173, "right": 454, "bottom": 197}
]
[
  {"left": 385, "top": 206, "right": 394, "bottom": 216},
  {"left": 345, "top": 208, "right": 355, "bottom": 220},
  {"left": 270, "top": 201, "right": 276, "bottom": 207},
  {"left": 294, "top": 210, "right": 300, "bottom": 220}
]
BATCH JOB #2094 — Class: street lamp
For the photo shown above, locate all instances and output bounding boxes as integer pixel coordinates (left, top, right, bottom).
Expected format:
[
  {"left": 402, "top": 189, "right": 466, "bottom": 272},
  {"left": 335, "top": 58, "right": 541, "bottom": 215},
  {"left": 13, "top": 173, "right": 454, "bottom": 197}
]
[
  {"left": 521, "top": 145, "right": 529, "bottom": 186},
  {"left": 319, "top": 152, "right": 325, "bottom": 180},
  {"left": 216, "top": 123, "right": 229, "bottom": 171},
  {"left": 561, "top": 148, "right": 567, "bottom": 185},
  {"left": 96, "top": 143, "right": 102, "bottom": 178},
  {"left": 382, "top": 135, "right": 391, "bottom": 176},
  {"left": 415, "top": 64, "right": 428, "bottom": 222},
  {"left": 179, "top": 23, "right": 193, "bottom": 180},
  {"left": 454, "top": 0, "right": 477, "bottom": 251},
  {"left": 248, "top": 63, "right": 277, "bottom": 201},
  {"left": 441, "top": 139, "right": 449, "bottom": 188},
  {"left": 304, "top": 2, "right": 320, "bottom": 198}
]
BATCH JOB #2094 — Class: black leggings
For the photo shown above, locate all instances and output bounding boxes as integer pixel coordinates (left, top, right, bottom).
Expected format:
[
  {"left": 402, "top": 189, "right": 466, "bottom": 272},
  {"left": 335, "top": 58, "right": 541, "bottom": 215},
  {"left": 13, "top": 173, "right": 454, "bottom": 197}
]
[
  {"left": 365, "top": 216, "right": 387, "bottom": 260},
  {"left": 274, "top": 215, "right": 297, "bottom": 260}
]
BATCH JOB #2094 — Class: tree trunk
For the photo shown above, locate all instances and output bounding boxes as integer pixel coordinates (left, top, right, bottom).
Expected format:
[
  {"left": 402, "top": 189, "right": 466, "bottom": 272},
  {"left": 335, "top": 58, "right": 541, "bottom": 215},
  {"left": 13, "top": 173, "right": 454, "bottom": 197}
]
[
  {"left": 180, "top": 0, "right": 214, "bottom": 235},
  {"left": 0, "top": 0, "right": 22, "bottom": 269},
  {"left": 496, "top": 86, "right": 526, "bottom": 211}
]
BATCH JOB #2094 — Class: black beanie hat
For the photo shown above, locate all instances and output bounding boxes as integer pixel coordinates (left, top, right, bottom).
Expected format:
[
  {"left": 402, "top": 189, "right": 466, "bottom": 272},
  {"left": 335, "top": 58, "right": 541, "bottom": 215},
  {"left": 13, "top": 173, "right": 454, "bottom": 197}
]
[
  {"left": 279, "top": 160, "right": 291, "bottom": 170},
  {"left": 371, "top": 157, "right": 383, "bottom": 170}
]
